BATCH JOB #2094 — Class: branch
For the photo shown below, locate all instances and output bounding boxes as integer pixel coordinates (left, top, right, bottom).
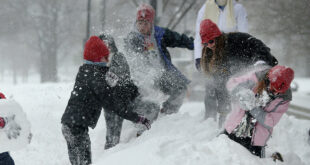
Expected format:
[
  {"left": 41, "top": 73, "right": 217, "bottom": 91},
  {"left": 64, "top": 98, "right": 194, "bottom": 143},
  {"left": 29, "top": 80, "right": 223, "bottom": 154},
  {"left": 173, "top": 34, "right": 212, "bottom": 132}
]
[
  {"left": 171, "top": 1, "right": 196, "bottom": 30},
  {"left": 162, "top": 0, "right": 170, "bottom": 12},
  {"left": 131, "top": 0, "right": 139, "bottom": 7},
  {"left": 166, "top": 0, "right": 186, "bottom": 28}
]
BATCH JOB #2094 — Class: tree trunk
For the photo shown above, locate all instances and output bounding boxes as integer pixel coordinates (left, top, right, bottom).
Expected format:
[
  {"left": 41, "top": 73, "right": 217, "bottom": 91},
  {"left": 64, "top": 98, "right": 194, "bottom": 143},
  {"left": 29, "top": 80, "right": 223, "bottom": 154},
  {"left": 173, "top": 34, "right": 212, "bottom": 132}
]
[
  {"left": 150, "top": 0, "right": 157, "bottom": 24},
  {"left": 40, "top": 50, "right": 58, "bottom": 83},
  {"left": 84, "top": 0, "right": 92, "bottom": 46},
  {"left": 101, "top": 0, "right": 106, "bottom": 31},
  {"left": 13, "top": 67, "right": 17, "bottom": 85}
]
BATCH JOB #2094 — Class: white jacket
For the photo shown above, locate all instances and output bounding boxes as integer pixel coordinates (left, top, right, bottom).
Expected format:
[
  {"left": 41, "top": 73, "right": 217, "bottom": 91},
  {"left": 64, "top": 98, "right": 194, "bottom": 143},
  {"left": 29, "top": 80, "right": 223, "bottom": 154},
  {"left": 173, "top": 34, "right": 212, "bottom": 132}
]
[{"left": 194, "top": 1, "right": 248, "bottom": 59}]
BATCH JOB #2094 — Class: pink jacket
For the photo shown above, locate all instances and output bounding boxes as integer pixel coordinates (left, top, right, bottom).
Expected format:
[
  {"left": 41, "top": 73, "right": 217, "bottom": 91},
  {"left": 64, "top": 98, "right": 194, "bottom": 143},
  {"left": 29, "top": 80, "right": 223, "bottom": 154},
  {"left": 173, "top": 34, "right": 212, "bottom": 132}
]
[{"left": 224, "top": 67, "right": 292, "bottom": 146}]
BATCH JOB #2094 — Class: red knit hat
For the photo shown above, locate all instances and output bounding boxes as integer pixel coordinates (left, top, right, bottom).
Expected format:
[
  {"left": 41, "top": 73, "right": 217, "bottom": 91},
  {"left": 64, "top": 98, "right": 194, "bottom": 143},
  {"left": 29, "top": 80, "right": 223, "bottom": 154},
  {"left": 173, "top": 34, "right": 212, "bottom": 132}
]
[
  {"left": 83, "top": 36, "right": 110, "bottom": 62},
  {"left": 200, "top": 19, "right": 222, "bottom": 44},
  {"left": 136, "top": 4, "right": 155, "bottom": 23},
  {"left": 268, "top": 65, "right": 294, "bottom": 94},
  {"left": 0, "top": 92, "right": 5, "bottom": 99}
]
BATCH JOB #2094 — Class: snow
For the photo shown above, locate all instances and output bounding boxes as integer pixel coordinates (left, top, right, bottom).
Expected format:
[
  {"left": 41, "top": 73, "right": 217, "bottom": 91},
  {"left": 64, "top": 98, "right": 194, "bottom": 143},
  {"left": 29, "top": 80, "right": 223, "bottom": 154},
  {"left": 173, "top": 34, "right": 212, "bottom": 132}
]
[
  {"left": 0, "top": 100, "right": 31, "bottom": 153},
  {"left": 292, "top": 78, "right": 310, "bottom": 109},
  {"left": 1, "top": 80, "right": 310, "bottom": 165}
]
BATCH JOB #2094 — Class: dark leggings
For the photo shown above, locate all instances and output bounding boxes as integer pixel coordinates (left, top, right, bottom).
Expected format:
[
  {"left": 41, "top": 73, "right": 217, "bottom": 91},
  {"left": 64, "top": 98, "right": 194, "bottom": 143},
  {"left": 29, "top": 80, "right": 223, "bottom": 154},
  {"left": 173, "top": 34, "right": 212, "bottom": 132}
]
[
  {"left": 224, "top": 131, "right": 264, "bottom": 158},
  {"left": 104, "top": 109, "right": 123, "bottom": 150},
  {"left": 0, "top": 152, "right": 15, "bottom": 165},
  {"left": 62, "top": 124, "right": 92, "bottom": 165}
]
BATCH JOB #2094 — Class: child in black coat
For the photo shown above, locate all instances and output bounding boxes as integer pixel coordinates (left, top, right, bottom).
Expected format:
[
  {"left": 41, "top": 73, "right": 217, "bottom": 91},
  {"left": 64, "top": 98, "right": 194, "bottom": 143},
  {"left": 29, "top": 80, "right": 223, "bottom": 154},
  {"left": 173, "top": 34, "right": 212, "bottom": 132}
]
[{"left": 61, "top": 36, "right": 150, "bottom": 165}]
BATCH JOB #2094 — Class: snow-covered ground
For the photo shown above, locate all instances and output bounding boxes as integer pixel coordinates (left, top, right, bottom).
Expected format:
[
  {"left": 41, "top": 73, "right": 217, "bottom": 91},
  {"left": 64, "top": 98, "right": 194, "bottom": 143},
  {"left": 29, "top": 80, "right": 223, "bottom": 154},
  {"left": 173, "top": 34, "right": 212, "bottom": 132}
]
[
  {"left": 1, "top": 79, "right": 310, "bottom": 165},
  {"left": 291, "top": 78, "right": 310, "bottom": 108}
]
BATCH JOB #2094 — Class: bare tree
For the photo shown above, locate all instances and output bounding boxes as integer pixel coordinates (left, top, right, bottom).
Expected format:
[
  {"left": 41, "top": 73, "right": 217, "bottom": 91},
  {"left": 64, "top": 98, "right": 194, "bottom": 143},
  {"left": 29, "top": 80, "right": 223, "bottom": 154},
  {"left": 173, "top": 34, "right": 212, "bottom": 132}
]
[
  {"left": 25, "top": 0, "right": 85, "bottom": 82},
  {"left": 0, "top": 0, "right": 37, "bottom": 84},
  {"left": 245, "top": 0, "right": 310, "bottom": 76}
]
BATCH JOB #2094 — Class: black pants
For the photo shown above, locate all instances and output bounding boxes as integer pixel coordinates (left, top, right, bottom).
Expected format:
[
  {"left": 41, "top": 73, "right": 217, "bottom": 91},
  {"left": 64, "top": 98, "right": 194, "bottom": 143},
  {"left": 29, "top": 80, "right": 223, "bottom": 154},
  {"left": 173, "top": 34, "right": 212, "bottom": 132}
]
[
  {"left": 0, "top": 152, "right": 14, "bottom": 165},
  {"left": 62, "top": 124, "right": 92, "bottom": 165},
  {"left": 224, "top": 131, "right": 263, "bottom": 158}
]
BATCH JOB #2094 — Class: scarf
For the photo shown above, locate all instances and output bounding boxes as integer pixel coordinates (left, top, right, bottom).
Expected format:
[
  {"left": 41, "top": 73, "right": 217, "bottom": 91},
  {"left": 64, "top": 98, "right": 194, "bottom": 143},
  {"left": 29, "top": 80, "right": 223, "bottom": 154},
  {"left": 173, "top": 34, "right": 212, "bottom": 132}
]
[{"left": 203, "top": 0, "right": 236, "bottom": 29}]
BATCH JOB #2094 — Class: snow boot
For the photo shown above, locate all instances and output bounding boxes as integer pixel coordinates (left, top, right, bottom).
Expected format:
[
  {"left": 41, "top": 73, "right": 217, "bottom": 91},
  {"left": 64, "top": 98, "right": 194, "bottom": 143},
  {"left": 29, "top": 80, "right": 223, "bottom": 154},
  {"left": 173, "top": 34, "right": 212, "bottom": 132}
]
[{"left": 271, "top": 152, "right": 283, "bottom": 162}]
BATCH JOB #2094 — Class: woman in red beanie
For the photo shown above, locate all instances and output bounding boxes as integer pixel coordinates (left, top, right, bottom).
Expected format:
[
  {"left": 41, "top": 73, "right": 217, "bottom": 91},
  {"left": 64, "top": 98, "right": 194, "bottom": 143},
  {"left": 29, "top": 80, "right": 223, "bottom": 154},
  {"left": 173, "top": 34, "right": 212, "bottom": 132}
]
[
  {"left": 199, "top": 19, "right": 278, "bottom": 128},
  {"left": 224, "top": 64, "right": 294, "bottom": 158}
]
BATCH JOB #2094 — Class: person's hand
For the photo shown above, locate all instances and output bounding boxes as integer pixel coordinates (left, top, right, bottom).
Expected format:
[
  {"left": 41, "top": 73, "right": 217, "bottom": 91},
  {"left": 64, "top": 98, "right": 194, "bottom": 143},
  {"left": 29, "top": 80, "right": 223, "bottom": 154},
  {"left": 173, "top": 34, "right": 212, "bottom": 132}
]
[
  {"left": 3, "top": 115, "right": 22, "bottom": 139},
  {"left": 236, "top": 88, "right": 256, "bottom": 111},
  {"left": 137, "top": 116, "right": 151, "bottom": 130},
  {"left": 99, "top": 33, "right": 118, "bottom": 53}
]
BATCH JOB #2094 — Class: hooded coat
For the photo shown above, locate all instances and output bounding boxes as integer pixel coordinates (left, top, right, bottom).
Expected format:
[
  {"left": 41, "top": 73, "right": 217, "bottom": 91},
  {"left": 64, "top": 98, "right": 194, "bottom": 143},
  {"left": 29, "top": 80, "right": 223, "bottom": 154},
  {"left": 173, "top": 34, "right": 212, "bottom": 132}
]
[
  {"left": 61, "top": 61, "right": 140, "bottom": 129},
  {"left": 225, "top": 66, "right": 292, "bottom": 146}
]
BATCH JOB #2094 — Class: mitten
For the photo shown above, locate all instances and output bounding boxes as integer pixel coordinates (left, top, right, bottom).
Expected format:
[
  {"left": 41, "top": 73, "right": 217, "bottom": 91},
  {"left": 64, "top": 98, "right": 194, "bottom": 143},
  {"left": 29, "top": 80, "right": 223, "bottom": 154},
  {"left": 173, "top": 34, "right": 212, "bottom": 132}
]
[{"left": 137, "top": 116, "right": 151, "bottom": 130}]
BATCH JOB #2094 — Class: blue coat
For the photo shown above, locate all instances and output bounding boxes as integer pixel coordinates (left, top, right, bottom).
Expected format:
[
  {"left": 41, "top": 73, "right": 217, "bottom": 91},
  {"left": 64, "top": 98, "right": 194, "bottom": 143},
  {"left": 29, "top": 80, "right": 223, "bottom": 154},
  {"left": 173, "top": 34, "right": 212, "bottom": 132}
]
[
  {"left": 154, "top": 26, "right": 193, "bottom": 85},
  {"left": 125, "top": 26, "right": 194, "bottom": 94}
]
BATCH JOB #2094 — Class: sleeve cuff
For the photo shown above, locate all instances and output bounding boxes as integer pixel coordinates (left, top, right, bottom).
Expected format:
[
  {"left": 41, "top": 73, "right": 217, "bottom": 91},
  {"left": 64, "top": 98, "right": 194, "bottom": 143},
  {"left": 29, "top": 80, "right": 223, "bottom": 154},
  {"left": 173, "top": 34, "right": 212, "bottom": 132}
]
[{"left": 0, "top": 117, "right": 5, "bottom": 128}]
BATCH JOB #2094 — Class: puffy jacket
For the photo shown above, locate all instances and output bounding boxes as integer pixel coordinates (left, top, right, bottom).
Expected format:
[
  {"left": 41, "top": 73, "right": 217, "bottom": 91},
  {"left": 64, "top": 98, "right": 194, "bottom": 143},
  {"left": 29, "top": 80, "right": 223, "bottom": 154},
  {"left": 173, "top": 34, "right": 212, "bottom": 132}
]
[
  {"left": 202, "top": 32, "right": 278, "bottom": 79},
  {"left": 61, "top": 64, "right": 140, "bottom": 128},
  {"left": 225, "top": 66, "right": 292, "bottom": 146}
]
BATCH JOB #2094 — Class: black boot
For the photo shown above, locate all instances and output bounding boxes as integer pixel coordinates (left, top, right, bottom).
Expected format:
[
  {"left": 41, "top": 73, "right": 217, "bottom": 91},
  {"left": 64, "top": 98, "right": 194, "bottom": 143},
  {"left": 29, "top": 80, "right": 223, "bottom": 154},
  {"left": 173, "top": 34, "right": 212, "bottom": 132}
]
[{"left": 271, "top": 152, "right": 283, "bottom": 162}]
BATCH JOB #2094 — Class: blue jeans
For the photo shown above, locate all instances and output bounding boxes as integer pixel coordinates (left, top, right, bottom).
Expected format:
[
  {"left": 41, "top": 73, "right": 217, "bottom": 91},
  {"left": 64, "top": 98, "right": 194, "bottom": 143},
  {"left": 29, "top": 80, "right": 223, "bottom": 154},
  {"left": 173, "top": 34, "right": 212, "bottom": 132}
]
[{"left": 0, "top": 152, "right": 15, "bottom": 165}]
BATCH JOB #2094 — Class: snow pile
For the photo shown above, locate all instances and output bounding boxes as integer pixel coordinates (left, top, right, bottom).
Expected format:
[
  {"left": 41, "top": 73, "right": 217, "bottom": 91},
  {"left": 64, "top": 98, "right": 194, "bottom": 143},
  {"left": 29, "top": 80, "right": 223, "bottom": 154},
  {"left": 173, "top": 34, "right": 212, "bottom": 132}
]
[
  {"left": 0, "top": 99, "right": 31, "bottom": 153},
  {"left": 95, "top": 103, "right": 309, "bottom": 165},
  {"left": 0, "top": 83, "right": 309, "bottom": 165}
]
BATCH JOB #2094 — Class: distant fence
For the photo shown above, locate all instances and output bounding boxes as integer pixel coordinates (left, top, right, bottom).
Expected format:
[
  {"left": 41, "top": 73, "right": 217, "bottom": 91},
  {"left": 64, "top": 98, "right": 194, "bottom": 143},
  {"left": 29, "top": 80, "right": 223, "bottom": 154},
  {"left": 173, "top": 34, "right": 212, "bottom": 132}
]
[{"left": 287, "top": 104, "right": 310, "bottom": 120}]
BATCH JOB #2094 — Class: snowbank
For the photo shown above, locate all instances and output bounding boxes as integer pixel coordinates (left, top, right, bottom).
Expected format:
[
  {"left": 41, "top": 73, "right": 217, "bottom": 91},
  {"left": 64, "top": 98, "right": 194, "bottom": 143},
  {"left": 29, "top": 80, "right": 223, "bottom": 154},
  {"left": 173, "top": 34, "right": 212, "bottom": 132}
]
[{"left": 0, "top": 83, "right": 309, "bottom": 165}]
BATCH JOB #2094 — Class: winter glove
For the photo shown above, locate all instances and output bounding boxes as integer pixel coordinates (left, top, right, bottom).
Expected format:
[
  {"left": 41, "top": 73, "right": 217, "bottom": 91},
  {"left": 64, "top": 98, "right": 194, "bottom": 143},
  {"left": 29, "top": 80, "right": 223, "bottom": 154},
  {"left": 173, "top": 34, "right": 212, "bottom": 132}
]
[
  {"left": 137, "top": 116, "right": 151, "bottom": 130},
  {"left": 3, "top": 115, "right": 22, "bottom": 139},
  {"left": 195, "top": 58, "right": 201, "bottom": 71},
  {"left": 236, "top": 88, "right": 256, "bottom": 111},
  {"left": 99, "top": 33, "right": 118, "bottom": 53}
]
